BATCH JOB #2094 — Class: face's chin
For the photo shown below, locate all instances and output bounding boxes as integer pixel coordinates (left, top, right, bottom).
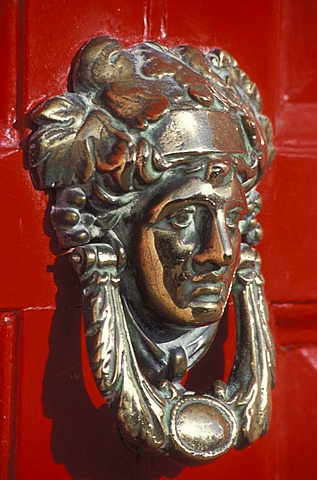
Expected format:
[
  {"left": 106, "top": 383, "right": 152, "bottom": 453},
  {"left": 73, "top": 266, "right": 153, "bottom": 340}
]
[
  {"left": 189, "top": 303, "right": 225, "bottom": 325},
  {"left": 148, "top": 291, "right": 228, "bottom": 327}
]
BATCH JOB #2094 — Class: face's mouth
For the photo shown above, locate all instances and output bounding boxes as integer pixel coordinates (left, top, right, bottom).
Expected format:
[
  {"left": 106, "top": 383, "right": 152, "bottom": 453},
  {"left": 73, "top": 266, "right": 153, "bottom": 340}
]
[
  {"left": 178, "top": 265, "right": 233, "bottom": 311},
  {"left": 191, "top": 270, "right": 226, "bottom": 283},
  {"left": 187, "top": 283, "right": 224, "bottom": 309}
]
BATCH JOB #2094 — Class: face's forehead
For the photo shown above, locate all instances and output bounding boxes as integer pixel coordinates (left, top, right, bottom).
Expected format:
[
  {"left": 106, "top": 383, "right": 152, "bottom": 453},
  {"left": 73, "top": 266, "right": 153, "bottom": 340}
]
[{"left": 150, "top": 110, "right": 247, "bottom": 158}]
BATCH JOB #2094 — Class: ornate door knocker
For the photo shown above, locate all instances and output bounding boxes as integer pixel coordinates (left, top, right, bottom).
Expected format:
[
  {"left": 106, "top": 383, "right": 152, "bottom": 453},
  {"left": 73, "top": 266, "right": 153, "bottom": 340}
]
[{"left": 29, "top": 37, "right": 275, "bottom": 464}]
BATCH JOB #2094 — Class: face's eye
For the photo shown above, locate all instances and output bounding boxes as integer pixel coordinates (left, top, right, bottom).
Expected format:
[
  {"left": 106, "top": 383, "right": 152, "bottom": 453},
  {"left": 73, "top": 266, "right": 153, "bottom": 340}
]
[
  {"left": 226, "top": 207, "right": 243, "bottom": 231},
  {"left": 168, "top": 206, "right": 197, "bottom": 229}
]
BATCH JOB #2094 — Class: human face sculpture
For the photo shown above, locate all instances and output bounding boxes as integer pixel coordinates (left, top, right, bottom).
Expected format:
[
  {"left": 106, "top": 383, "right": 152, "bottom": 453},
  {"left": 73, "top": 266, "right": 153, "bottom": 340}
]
[
  {"left": 28, "top": 35, "right": 275, "bottom": 463},
  {"left": 137, "top": 158, "right": 247, "bottom": 327}
]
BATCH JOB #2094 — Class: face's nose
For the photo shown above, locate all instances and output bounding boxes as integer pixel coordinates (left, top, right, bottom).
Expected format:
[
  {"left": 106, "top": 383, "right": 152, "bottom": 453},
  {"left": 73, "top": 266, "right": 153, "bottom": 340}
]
[{"left": 193, "top": 211, "right": 233, "bottom": 267}]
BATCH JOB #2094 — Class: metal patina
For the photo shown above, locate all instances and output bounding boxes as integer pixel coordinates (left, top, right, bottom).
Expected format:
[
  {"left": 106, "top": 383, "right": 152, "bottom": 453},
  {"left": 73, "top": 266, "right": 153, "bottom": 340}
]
[{"left": 29, "top": 37, "right": 275, "bottom": 464}]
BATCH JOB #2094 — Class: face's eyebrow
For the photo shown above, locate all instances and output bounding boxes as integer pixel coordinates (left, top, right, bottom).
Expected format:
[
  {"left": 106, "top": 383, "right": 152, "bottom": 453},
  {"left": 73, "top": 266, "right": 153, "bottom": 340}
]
[
  {"left": 168, "top": 205, "right": 197, "bottom": 219},
  {"left": 149, "top": 180, "right": 236, "bottom": 224},
  {"left": 167, "top": 153, "right": 234, "bottom": 174},
  {"left": 151, "top": 197, "right": 213, "bottom": 225}
]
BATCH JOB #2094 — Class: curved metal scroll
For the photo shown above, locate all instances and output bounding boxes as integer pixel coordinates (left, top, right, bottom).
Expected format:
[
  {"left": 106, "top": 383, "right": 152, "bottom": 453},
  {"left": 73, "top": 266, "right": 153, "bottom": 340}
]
[{"left": 29, "top": 36, "right": 275, "bottom": 464}]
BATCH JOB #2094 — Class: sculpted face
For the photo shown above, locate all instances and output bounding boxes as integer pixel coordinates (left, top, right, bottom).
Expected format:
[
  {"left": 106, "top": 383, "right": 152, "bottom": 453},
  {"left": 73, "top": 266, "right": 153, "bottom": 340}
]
[
  {"left": 29, "top": 35, "right": 275, "bottom": 462},
  {"left": 136, "top": 158, "right": 247, "bottom": 326}
]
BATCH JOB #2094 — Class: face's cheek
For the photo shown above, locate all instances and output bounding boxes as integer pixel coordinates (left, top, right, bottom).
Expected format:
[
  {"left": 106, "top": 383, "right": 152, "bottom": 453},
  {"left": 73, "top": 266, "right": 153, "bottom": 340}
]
[
  {"left": 137, "top": 223, "right": 199, "bottom": 316},
  {"left": 223, "top": 233, "right": 241, "bottom": 296},
  {"left": 152, "top": 228, "right": 198, "bottom": 309},
  {"left": 232, "top": 233, "right": 241, "bottom": 267}
]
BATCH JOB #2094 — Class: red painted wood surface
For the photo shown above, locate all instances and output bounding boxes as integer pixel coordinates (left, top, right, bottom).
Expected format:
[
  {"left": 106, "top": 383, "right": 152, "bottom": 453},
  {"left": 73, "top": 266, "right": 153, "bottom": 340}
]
[
  {"left": 0, "top": 313, "right": 20, "bottom": 478},
  {"left": 0, "top": 0, "right": 316, "bottom": 479}
]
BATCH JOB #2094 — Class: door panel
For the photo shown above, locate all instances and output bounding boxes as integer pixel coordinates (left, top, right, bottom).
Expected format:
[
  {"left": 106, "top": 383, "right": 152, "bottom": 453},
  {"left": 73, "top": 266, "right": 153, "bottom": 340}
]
[{"left": 1, "top": 1, "right": 316, "bottom": 479}]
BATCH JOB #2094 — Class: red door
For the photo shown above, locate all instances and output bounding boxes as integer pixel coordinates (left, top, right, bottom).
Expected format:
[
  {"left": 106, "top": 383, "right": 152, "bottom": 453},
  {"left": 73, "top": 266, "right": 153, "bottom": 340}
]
[{"left": 1, "top": 1, "right": 317, "bottom": 479}]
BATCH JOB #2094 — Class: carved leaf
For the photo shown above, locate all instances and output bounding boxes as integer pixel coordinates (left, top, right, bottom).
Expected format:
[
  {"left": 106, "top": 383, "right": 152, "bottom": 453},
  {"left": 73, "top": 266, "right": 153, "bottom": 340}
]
[
  {"left": 74, "top": 244, "right": 169, "bottom": 450},
  {"left": 107, "top": 276, "right": 168, "bottom": 449},
  {"left": 225, "top": 245, "right": 275, "bottom": 446},
  {"left": 29, "top": 93, "right": 117, "bottom": 188}
]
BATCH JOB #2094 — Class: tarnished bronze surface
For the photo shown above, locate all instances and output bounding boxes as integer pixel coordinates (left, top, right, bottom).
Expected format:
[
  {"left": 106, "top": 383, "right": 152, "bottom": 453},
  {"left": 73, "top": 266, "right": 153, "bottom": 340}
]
[{"left": 29, "top": 37, "right": 275, "bottom": 464}]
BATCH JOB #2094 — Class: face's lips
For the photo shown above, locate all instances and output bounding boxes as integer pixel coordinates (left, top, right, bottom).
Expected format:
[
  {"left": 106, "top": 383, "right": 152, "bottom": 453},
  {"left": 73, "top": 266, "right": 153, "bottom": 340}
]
[{"left": 191, "top": 285, "right": 223, "bottom": 298}]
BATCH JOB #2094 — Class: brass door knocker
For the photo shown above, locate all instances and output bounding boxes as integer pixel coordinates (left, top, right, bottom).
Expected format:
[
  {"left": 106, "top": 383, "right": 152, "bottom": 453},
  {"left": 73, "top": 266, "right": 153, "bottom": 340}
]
[{"left": 29, "top": 37, "right": 275, "bottom": 464}]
